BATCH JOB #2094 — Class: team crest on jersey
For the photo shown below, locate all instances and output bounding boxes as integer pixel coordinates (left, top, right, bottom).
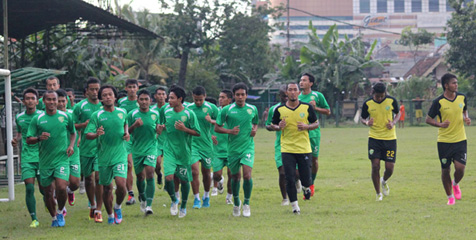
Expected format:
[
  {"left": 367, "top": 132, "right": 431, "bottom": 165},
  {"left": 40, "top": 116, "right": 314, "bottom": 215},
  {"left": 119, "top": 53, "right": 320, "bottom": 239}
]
[
  {"left": 441, "top": 158, "right": 447, "bottom": 164},
  {"left": 311, "top": 96, "right": 315, "bottom": 100},
  {"left": 385, "top": 106, "right": 390, "bottom": 111},
  {"left": 369, "top": 149, "right": 374, "bottom": 155},
  {"left": 151, "top": 115, "right": 156, "bottom": 121},
  {"left": 58, "top": 116, "right": 64, "bottom": 123},
  {"left": 118, "top": 113, "right": 124, "bottom": 119},
  {"left": 247, "top": 109, "right": 252, "bottom": 115},
  {"left": 459, "top": 103, "right": 463, "bottom": 108},
  {"left": 202, "top": 108, "right": 208, "bottom": 113},
  {"left": 299, "top": 112, "right": 305, "bottom": 118},
  {"left": 181, "top": 116, "right": 187, "bottom": 122}
]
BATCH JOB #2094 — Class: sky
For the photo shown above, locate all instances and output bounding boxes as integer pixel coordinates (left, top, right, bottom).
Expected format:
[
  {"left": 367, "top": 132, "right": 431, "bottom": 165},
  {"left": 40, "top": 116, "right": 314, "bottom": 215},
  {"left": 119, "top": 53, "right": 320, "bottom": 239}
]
[{"left": 117, "top": 0, "right": 163, "bottom": 13}]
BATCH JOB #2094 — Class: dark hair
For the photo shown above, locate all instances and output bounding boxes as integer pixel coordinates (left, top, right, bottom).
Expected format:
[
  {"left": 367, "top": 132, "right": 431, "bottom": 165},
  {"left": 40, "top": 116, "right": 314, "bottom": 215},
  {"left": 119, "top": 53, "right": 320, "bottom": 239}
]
[
  {"left": 46, "top": 76, "right": 60, "bottom": 85},
  {"left": 205, "top": 97, "right": 217, "bottom": 105},
  {"left": 125, "top": 79, "right": 139, "bottom": 87},
  {"left": 169, "top": 86, "right": 186, "bottom": 103},
  {"left": 43, "top": 90, "right": 58, "bottom": 98},
  {"left": 118, "top": 90, "right": 127, "bottom": 100},
  {"left": 86, "top": 77, "right": 101, "bottom": 89},
  {"left": 221, "top": 89, "right": 233, "bottom": 99},
  {"left": 192, "top": 86, "right": 206, "bottom": 96},
  {"left": 98, "top": 85, "right": 118, "bottom": 100},
  {"left": 65, "top": 88, "right": 74, "bottom": 93},
  {"left": 286, "top": 82, "right": 300, "bottom": 90},
  {"left": 155, "top": 87, "right": 167, "bottom": 94},
  {"left": 372, "top": 82, "right": 386, "bottom": 94},
  {"left": 137, "top": 89, "right": 151, "bottom": 98},
  {"left": 56, "top": 89, "right": 68, "bottom": 98},
  {"left": 22, "top": 88, "right": 39, "bottom": 99},
  {"left": 441, "top": 73, "right": 457, "bottom": 91},
  {"left": 302, "top": 73, "right": 315, "bottom": 83},
  {"left": 232, "top": 82, "right": 248, "bottom": 95}
]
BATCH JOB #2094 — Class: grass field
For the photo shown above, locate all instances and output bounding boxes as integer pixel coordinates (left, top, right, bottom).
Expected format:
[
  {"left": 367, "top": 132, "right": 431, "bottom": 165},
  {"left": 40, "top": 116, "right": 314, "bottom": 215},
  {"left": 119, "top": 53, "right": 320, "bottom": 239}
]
[{"left": 1, "top": 126, "right": 476, "bottom": 239}]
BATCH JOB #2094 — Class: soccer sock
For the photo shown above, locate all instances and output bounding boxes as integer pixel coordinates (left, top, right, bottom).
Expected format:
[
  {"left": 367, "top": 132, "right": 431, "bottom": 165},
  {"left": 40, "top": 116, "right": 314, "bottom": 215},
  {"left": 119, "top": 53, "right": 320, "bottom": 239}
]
[
  {"left": 311, "top": 174, "right": 317, "bottom": 185},
  {"left": 175, "top": 191, "right": 180, "bottom": 199},
  {"left": 165, "top": 180, "right": 177, "bottom": 202},
  {"left": 90, "top": 204, "right": 97, "bottom": 209},
  {"left": 226, "top": 193, "right": 233, "bottom": 199},
  {"left": 231, "top": 179, "right": 240, "bottom": 206},
  {"left": 204, "top": 191, "right": 209, "bottom": 198},
  {"left": 57, "top": 209, "right": 63, "bottom": 215},
  {"left": 194, "top": 193, "right": 200, "bottom": 200},
  {"left": 448, "top": 194, "right": 455, "bottom": 199},
  {"left": 243, "top": 179, "right": 253, "bottom": 205},
  {"left": 146, "top": 178, "right": 155, "bottom": 207},
  {"left": 94, "top": 209, "right": 101, "bottom": 214},
  {"left": 25, "top": 183, "right": 38, "bottom": 221},
  {"left": 108, "top": 214, "right": 114, "bottom": 219},
  {"left": 114, "top": 203, "right": 121, "bottom": 209},
  {"left": 180, "top": 182, "right": 190, "bottom": 209},
  {"left": 136, "top": 179, "right": 146, "bottom": 202},
  {"left": 452, "top": 180, "right": 458, "bottom": 186}
]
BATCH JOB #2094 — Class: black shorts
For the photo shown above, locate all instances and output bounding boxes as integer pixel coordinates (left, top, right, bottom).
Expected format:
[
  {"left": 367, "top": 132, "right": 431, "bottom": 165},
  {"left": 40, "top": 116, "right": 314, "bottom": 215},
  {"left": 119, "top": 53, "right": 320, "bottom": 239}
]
[
  {"left": 368, "top": 138, "right": 397, "bottom": 162},
  {"left": 437, "top": 140, "right": 467, "bottom": 169}
]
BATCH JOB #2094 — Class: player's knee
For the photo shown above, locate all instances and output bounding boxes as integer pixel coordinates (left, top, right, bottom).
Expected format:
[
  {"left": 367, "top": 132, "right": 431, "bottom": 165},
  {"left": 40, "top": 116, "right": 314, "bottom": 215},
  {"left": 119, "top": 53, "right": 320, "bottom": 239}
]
[
  {"left": 165, "top": 175, "right": 174, "bottom": 182},
  {"left": 372, "top": 164, "right": 380, "bottom": 172},
  {"left": 213, "top": 173, "right": 222, "bottom": 182}
]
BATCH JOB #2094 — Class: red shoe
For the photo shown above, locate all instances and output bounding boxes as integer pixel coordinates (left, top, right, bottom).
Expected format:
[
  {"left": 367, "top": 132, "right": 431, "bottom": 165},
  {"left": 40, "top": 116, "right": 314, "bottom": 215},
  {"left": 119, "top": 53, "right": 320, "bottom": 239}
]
[
  {"left": 310, "top": 185, "right": 315, "bottom": 196},
  {"left": 447, "top": 197, "right": 455, "bottom": 205},
  {"left": 453, "top": 184, "right": 462, "bottom": 200},
  {"left": 68, "top": 191, "right": 75, "bottom": 206}
]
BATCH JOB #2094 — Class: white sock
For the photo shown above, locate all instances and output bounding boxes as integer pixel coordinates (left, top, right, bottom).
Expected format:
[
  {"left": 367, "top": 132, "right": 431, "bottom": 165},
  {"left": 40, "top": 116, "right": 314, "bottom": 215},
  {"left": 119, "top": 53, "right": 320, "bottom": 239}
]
[
  {"left": 194, "top": 193, "right": 200, "bottom": 200},
  {"left": 204, "top": 191, "right": 209, "bottom": 198},
  {"left": 226, "top": 193, "right": 233, "bottom": 199},
  {"left": 114, "top": 203, "right": 121, "bottom": 209},
  {"left": 291, "top": 201, "right": 299, "bottom": 211},
  {"left": 380, "top": 177, "right": 386, "bottom": 184},
  {"left": 175, "top": 191, "right": 180, "bottom": 198},
  {"left": 67, "top": 186, "right": 72, "bottom": 194},
  {"left": 90, "top": 204, "right": 97, "bottom": 209},
  {"left": 448, "top": 194, "right": 455, "bottom": 199},
  {"left": 452, "top": 180, "right": 458, "bottom": 186},
  {"left": 220, "top": 176, "right": 224, "bottom": 183},
  {"left": 52, "top": 216, "right": 57, "bottom": 221},
  {"left": 94, "top": 209, "right": 101, "bottom": 214},
  {"left": 108, "top": 214, "right": 114, "bottom": 219},
  {"left": 57, "top": 209, "right": 63, "bottom": 215}
]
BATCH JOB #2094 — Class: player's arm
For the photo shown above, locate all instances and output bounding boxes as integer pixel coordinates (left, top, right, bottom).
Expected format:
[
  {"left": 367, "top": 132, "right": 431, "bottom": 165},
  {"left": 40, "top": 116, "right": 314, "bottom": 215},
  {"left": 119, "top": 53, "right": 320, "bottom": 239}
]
[
  {"left": 298, "top": 104, "right": 320, "bottom": 131},
  {"left": 11, "top": 132, "right": 21, "bottom": 147},
  {"left": 85, "top": 115, "right": 103, "bottom": 139},
  {"left": 250, "top": 124, "right": 258, "bottom": 137},
  {"left": 360, "top": 102, "right": 373, "bottom": 126},
  {"left": 67, "top": 131, "right": 76, "bottom": 157},
  {"left": 315, "top": 93, "right": 331, "bottom": 115},
  {"left": 268, "top": 106, "right": 282, "bottom": 131},
  {"left": 73, "top": 107, "right": 89, "bottom": 130},
  {"left": 128, "top": 116, "right": 143, "bottom": 133},
  {"left": 175, "top": 120, "right": 200, "bottom": 136},
  {"left": 387, "top": 99, "right": 401, "bottom": 129},
  {"left": 463, "top": 110, "right": 471, "bottom": 125},
  {"left": 425, "top": 100, "right": 449, "bottom": 128}
]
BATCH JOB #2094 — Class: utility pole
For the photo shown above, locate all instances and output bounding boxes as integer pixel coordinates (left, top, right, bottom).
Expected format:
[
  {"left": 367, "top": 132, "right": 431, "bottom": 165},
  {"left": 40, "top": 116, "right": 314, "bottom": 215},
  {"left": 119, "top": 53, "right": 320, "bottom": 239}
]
[{"left": 286, "top": 0, "right": 290, "bottom": 49}]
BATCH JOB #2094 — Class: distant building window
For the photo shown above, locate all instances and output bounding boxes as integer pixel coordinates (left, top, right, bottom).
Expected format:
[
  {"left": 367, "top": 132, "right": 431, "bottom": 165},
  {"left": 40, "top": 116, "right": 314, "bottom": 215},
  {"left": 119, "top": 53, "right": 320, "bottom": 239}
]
[
  {"left": 446, "top": 0, "right": 455, "bottom": 11},
  {"left": 412, "top": 0, "right": 422, "bottom": 12},
  {"left": 394, "top": 0, "right": 405, "bottom": 12},
  {"left": 377, "top": 0, "right": 387, "bottom": 13},
  {"left": 429, "top": 0, "right": 439, "bottom": 11},
  {"left": 360, "top": 0, "right": 370, "bottom": 13}
]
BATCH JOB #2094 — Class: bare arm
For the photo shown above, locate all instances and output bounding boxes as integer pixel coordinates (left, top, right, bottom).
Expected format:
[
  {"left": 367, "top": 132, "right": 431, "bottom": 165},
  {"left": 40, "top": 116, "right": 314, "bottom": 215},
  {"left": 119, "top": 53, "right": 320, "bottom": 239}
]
[{"left": 425, "top": 116, "right": 450, "bottom": 128}]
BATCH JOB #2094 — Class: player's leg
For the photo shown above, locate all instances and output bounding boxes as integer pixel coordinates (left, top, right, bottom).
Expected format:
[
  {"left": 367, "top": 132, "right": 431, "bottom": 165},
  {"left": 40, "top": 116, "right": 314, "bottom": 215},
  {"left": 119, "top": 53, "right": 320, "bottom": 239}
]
[
  {"left": 67, "top": 161, "right": 80, "bottom": 206},
  {"left": 190, "top": 161, "right": 201, "bottom": 208},
  {"left": 135, "top": 163, "right": 147, "bottom": 213},
  {"left": 310, "top": 132, "right": 320, "bottom": 196},
  {"left": 201, "top": 158, "right": 212, "bottom": 208},
  {"left": 126, "top": 153, "right": 135, "bottom": 205},
  {"left": 102, "top": 183, "right": 114, "bottom": 224},
  {"left": 177, "top": 165, "right": 192, "bottom": 218},
  {"left": 22, "top": 162, "right": 40, "bottom": 227},
  {"left": 229, "top": 157, "right": 242, "bottom": 216},
  {"left": 381, "top": 140, "right": 396, "bottom": 196},
  {"left": 438, "top": 142, "right": 455, "bottom": 205},
  {"left": 54, "top": 178, "right": 68, "bottom": 226},
  {"left": 277, "top": 166, "right": 287, "bottom": 203},
  {"left": 94, "top": 171, "right": 104, "bottom": 222},
  {"left": 296, "top": 153, "right": 312, "bottom": 200},
  {"left": 452, "top": 141, "right": 467, "bottom": 200},
  {"left": 282, "top": 153, "right": 298, "bottom": 208},
  {"left": 242, "top": 164, "right": 253, "bottom": 217},
  {"left": 371, "top": 158, "right": 381, "bottom": 196},
  {"left": 113, "top": 176, "right": 127, "bottom": 224},
  {"left": 155, "top": 154, "right": 163, "bottom": 185},
  {"left": 42, "top": 181, "right": 57, "bottom": 223},
  {"left": 144, "top": 165, "right": 156, "bottom": 214}
]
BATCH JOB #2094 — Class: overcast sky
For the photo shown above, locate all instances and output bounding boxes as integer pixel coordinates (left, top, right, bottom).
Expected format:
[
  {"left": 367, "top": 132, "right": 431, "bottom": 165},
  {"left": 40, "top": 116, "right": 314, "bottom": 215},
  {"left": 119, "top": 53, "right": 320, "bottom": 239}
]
[{"left": 117, "top": 0, "right": 163, "bottom": 13}]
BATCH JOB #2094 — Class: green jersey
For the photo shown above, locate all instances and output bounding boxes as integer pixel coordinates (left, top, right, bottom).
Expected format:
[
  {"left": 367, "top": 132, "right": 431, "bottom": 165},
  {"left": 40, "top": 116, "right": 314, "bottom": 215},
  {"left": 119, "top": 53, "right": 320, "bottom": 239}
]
[
  {"left": 151, "top": 103, "right": 169, "bottom": 151},
  {"left": 298, "top": 90, "right": 330, "bottom": 137},
  {"left": 164, "top": 107, "right": 201, "bottom": 165},
  {"left": 266, "top": 103, "right": 282, "bottom": 151},
  {"left": 67, "top": 109, "right": 80, "bottom": 156},
  {"left": 127, "top": 108, "right": 159, "bottom": 157},
  {"left": 188, "top": 101, "right": 219, "bottom": 152},
  {"left": 15, "top": 109, "right": 43, "bottom": 163},
  {"left": 26, "top": 110, "right": 76, "bottom": 169},
  {"left": 85, "top": 107, "right": 128, "bottom": 167},
  {"left": 216, "top": 103, "right": 259, "bottom": 157},
  {"left": 118, "top": 97, "right": 139, "bottom": 113},
  {"left": 213, "top": 106, "right": 228, "bottom": 159},
  {"left": 38, "top": 96, "right": 72, "bottom": 110},
  {"left": 73, "top": 99, "right": 103, "bottom": 157}
]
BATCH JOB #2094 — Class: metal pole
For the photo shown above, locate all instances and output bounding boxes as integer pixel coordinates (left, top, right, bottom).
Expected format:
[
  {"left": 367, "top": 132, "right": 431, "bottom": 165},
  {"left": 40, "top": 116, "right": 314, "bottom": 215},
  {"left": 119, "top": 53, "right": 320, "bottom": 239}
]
[{"left": 286, "top": 0, "right": 290, "bottom": 49}]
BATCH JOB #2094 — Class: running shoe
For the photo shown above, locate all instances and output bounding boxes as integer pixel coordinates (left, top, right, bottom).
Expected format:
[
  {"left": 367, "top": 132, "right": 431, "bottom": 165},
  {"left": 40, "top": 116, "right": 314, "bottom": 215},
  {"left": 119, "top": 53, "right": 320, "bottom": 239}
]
[
  {"left": 303, "top": 187, "right": 311, "bottom": 200},
  {"left": 233, "top": 201, "right": 241, "bottom": 217},
  {"left": 310, "top": 184, "right": 315, "bottom": 196},
  {"left": 217, "top": 180, "right": 224, "bottom": 194},
  {"left": 202, "top": 197, "right": 210, "bottom": 208},
  {"left": 140, "top": 199, "right": 147, "bottom": 213},
  {"left": 178, "top": 208, "right": 187, "bottom": 218},
  {"left": 51, "top": 219, "right": 59, "bottom": 227},
  {"left": 94, "top": 211, "right": 103, "bottom": 223},
  {"left": 226, "top": 197, "right": 233, "bottom": 205},
  {"left": 193, "top": 198, "right": 201, "bottom": 209},
  {"left": 107, "top": 217, "right": 114, "bottom": 225},
  {"left": 114, "top": 208, "right": 123, "bottom": 224},
  {"left": 211, "top": 188, "right": 218, "bottom": 196},
  {"left": 89, "top": 208, "right": 95, "bottom": 220},
  {"left": 145, "top": 206, "right": 153, "bottom": 216},
  {"left": 453, "top": 184, "right": 461, "bottom": 200},
  {"left": 79, "top": 181, "right": 86, "bottom": 194},
  {"left": 296, "top": 180, "right": 302, "bottom": 193},
  {"left": 376, "top": 193, "right": 383, "bottom": 201},
  {"left": 68, "top": 191, "right": 75, "bottom": 206},
  {"left": 30, "top": 220, "right": 39, "bottom": 228},
  {"left": 57, "top": 213, "right": 65, "bottom": 227},
  {"left": 62, "top": 207, "right": 67, "bottom": 217},
  {"left": 381, "top": 177, "right": 389, "bottom": 196},
  {"left": 243, "top": 204, "right": 251, "bottom": 217},
  {"left": 447, "top": 197, "right": 456, "bottom": 205},
  {"left": 126, "top": 195, "right": 136, "bottom": 205},
  {"left": 170, "top": 199, "right": 179, "bottom": 216},
  {"left": 281, "top": 199, "right": 290, "bottom": 206}
]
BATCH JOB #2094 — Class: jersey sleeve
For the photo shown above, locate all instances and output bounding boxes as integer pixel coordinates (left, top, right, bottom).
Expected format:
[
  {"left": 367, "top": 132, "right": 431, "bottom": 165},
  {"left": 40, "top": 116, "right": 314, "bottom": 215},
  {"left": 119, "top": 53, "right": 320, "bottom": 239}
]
[
  {"left": 266, "top": 106, "right": 276, "bottom": 126},
  {"left": 307, "top": 104, "right": 318, "bottom": 123},
  {"left": 67, "top": 113, "right": 76, "bottom": 135},
  {"left": 427, "top": 99, "right": 441, "bottom": 119},
  {"left": 127, "top": 112, "right": 133, "bottom": 127},
  {"left": 317, "top": 92, "right": 330, "bottom": 109},
  {"left": 73, "top": 103, "right": 81, "bottom": 124},
  {"left": 392, "top": 98, "right": 399, "bottom": 114},
  {"left": 26, "top": 116, "right": 38, "bottom": 138},
  {"left": 216, "top": 107, "right": 227, "bottom": 126},
  {"left": 463, "top": 95, "right": 468, "bottom": 111},
  {"left": 271, "top": 106, "right": 281, "bottom": 125},
  {"left": 85, "top": 112, "right": 98, "bottom": 134},
  {"left": 361, "top": 101, "right": 370, "bottom": 119},
  {"left": 252, "top": 106, "right": 259, "bottom": 125},
  {"left": 211, "top": 104, "right": 218, "bottom": 120}
]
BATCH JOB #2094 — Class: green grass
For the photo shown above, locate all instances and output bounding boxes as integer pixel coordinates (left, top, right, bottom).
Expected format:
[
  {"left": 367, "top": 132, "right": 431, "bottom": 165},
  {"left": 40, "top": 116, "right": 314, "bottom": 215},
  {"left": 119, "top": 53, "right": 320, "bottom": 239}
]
[{"left": 2, "top": 126, "right": 476, "bottom": 239}]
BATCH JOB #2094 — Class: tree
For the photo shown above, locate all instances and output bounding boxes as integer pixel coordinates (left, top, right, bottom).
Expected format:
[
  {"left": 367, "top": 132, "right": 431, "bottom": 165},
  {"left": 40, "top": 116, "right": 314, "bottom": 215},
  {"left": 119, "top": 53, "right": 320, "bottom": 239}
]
[
  {"left": 399, "top": 27, "right": 434, "bottom": 67},
  {"left": 446, "top": 0, "right": 476, "bottom": 78},
  {"left": 387, "top": 76, "right": 436, "bottom": 100}
]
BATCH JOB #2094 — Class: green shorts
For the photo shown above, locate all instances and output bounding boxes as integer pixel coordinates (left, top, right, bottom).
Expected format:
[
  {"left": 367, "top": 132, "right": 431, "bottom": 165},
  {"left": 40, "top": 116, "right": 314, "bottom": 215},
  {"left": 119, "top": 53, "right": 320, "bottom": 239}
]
[
  {"left": 39, "top": 162, "right": 70, "bottom": 187},
  {"left": 274, "top": 145, "right": 282, "bottom": 168},
  {"left": 69, "top": 154, "right": 81, "bottom": 178},
  {"left": 191, "top": 150, "right": 212, "bottom": 169},
  {"left": 228, "top": 151, "right": 254, "bottom": 175},
  {"left": 21, "top": 162, "right": 40, "bottom": 181},
  {"left": 125, "top": 139, "right": 132, "bottom": 154},
  {"left": 212, "top": 157, "right": 228, "bottom": 172},
  {"left": 133, "top": 155, "right": 157, "bottom": 174},
  {"left": 310, "top": 131, "right": 321, "bottom": 157},
  {"left": 80, "top": 156, "right": 98, "bottom": 177},
  {"left": 164, "top": 160, "right": 192, "bottom": 182},
  {"left": 99, "top": 162, "right": 128, "bottom": 186}
]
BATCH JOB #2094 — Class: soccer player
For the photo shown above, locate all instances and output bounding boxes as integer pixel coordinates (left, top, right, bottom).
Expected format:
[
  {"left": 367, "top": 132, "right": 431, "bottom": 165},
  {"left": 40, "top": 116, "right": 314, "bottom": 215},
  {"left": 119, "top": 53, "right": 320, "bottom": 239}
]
[
  {"left": 360, "top": 82, "right": 400, "bottom": 201},
  {"left": 73, "top": 77, "right": 104, "bottom": 222},
  {"left": 163, "top": 86, "right": 201, "bottom": 218},
  {"left": 85, "top": 85, "right": 129, "bottom": 225},
  {"left": 151, "top": 87, "right": 168, "bottom": 186},
  {"left": 12, "top": 88, "right": 44, "bottom": 227},
  {"left": 215, "top": 83, "right": 259, "bottom": 217},
  {"left": 298, "top": 73, "right": 330, "bottom": 197},
  {"left": 211, "top": 90, "right": 233, "bottom": 204},
  {"left": 65, "top": 88, "right": 76, "bottom": 108},
  {"left": 412, "top": 96, "right": 424, "bottom": 124},
  {"left": 57, "top": 89, "right": 80, "bottom": 208},
  {"left": 398, "top": 100, "right": 405, "bottom": 128},
  {"left": 265, "top": 86, "right": 290, "bottom": 206},
  {"left": 128, "top": 89, "right": 160, "bottom": 215},
  {"left": 118, "top": 79, "right": 139, "bottom": 205},
  {"left": 188, "top": 86, "right": 219, "bottom": 208},
  {"left": 426, "top": 73, "right": 471, "bottom": 205},
  {"left": 37, "top": 76, "right": 71, "bottom": 110},
  {"left": 270, "top": 82, "right": 319, "bottom": 214},
  {"left": 26, "top": 90, "right": 76, "bottom": 227}
]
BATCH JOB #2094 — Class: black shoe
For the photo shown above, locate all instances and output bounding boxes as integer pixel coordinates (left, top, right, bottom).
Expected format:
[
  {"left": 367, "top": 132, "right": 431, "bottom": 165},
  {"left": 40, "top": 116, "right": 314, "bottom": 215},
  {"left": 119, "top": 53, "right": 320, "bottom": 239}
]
[{"left": 303, "top": 188, "right": 311, "bottom": 200}]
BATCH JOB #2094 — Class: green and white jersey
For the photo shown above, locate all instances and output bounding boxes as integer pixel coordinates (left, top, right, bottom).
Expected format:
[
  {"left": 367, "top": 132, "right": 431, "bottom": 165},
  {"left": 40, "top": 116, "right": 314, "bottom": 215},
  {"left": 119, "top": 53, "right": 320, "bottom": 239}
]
[
  {"left": 85, "top": 107, "right": 128, "bottom": 167},
  {"left": 67, "top": 109, "right": 80, "bottom": 154},
  {"left": 266, "top": 103, "right": 282, "bottom": 151},
  {"left": 15, "top": 109, "right": 43, "bottom": 163},
  {"left": 213, "top": 106, "right": 228, "bottom": 159},
  {"left": 127, "top": 108, "right": 159, "bottom": 157},
  {"left": 216, "top": 103, "right": 259, "bottom": 157},
  {"left": 73, "top": 99, "right": 103, "bottom": 157},
  {"left": 164, "top": 107, "right": 201, "bottom": 165},
  {"left": 118, "top": 97, "right": 139, "bottom": 114},
  {"left": 27, "top": 110, "right": 76, "bottom": 169},
  {"left": 151, "top": 103, "right": 169, "bottom": 151},
  {"left": 298, "top": 90, "right": 330, "bottom": 137},
  {"left": 188, "top": 101, "right": 219, "bottom": 153}
]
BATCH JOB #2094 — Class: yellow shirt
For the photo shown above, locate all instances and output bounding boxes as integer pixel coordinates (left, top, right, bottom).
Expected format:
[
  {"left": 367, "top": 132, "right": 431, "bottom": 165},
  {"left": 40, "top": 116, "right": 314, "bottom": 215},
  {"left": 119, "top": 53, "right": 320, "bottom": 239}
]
[
  {"left": 428, "top": 93, "right": 467, "bottom": 143},
  {"left": 272, "top": 102, "right": 318, "bottom": 154},
  {"left": 361, "top": 96, "right": 399, "bottom": 140}
]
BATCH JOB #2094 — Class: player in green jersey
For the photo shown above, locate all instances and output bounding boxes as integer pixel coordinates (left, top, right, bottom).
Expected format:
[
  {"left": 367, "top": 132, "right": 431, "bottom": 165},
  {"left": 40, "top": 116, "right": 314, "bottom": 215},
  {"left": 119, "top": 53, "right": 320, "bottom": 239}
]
[
  {"left": 163, "top": 86, "right": 201, "bottom": 218},
  {"left": 26, "top": 90, "right": 76, "bottom": 227},
  {"left": 12, "top": 88, "right": 44, "bottom": 227},
  {"left": 73, "top": 77, "right": 104, "bottom": 222},
  {"left": 152, "top": 87, "right": 168, "bottom": 186},
  {"left": 298, "top": 73, "right": 331, "bottom": 197},
  {"left": 65, "top": 88, "right": 76, "bottom": 109},
  {"left": 188, "top": 86, "right": 219, "bottom": 208},
  {"left": 215, "top": 83, "right": 259, "bottom": 217},
  {"left": 118, "top": 79, "right": 139, "bottom": 205},
  {"left": 211, "top": 90, "right": 233, "bottom": 203},
  {"left": 128, "top": 89, "right": 161, "bottom": 215},
  {"left": 37, "top": 76, "right": 71, "bottom": 110},
  {"left": 86, "top": 85, "right": 129, "bottom": 225}
]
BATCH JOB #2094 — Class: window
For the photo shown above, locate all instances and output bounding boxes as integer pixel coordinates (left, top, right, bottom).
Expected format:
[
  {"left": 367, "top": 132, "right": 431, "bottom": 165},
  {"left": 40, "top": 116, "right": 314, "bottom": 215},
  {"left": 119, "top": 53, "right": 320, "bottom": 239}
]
[
  {"left": 377, "top": 0, "right": 387, "bottom": 13},
  {"left": 412, "top": 0, "right": 422, "bottom": 12},
  {"left": 360, "top": 0, "right": 370, "bottom": 13},
  {"left": 429, "top": 0, "right": 439, "bottom": 12},
  {"left": 394, "top": 0, "right": 405, "bottom": 12},
  {"left": 446, "top": 0, "right": 455, "bottom": 11}
]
